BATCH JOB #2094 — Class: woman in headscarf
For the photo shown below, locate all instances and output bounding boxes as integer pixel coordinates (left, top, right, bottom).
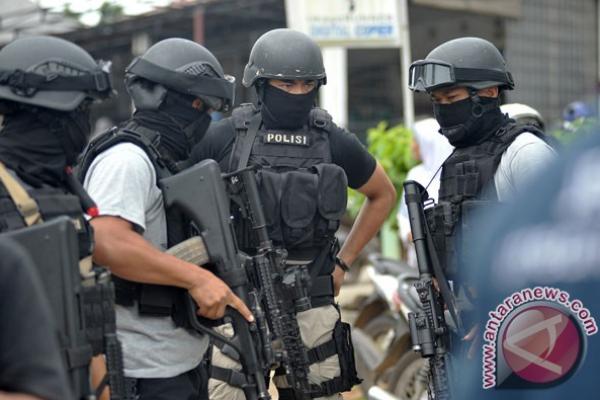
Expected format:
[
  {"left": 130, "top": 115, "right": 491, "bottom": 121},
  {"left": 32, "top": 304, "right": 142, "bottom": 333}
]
[{"left": 397, "top": 118, "right": 453, "bottom": 267}]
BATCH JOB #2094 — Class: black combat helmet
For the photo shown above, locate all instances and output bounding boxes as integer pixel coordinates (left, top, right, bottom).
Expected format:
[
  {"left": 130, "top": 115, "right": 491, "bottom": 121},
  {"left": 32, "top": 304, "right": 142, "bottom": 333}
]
[
  {"left": 0, "top": 36, "right": 112, "bottom": 111},
  {"left": 409, "top": 37, "right": 514, "bottom": 93},
  {"left": 242, "top": 28, "right": 326, "bottom": 88},
  {"left": 125, "top": 38, "right": 235, "bottom": 112}
]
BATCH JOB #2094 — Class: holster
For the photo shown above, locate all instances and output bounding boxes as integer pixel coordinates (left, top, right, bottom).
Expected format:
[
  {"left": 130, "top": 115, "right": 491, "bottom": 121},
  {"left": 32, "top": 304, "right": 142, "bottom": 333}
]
[{"left": 279, "top": 317, "right": 363, "bottom": 399}]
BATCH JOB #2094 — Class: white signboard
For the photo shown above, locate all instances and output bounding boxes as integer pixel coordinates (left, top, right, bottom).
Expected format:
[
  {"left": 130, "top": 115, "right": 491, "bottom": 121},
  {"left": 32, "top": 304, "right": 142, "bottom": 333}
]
[{"left": 285, "top": 0, "right": 402, "bottom": 48}]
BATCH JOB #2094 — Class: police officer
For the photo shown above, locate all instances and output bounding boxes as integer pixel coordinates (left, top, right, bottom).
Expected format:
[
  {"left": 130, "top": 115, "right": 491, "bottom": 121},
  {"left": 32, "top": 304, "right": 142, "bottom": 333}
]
[
  {"left": 0, "top": 35, "right": 115, "bottom": 399},
  {"left": 408, "top": 37, "right": 557, "bottom": 363},
  {"left": 191, "top": 28, "right": 397, "bottom": 400},
  {"left": 409, "top": 37, "right": 555, "bottom": 204},
  {"left": 79, "top": 38, "right": 254, "bottom": 399}
]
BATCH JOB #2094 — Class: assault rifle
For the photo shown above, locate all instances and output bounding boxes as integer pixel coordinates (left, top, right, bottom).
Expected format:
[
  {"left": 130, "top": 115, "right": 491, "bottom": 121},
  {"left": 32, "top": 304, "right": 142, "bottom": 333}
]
[
  {"left": 161, "top": 159, "right": 313, "bottom": 400},
  {"left": 161, "top": 159, "right": 271, "bottom": 400},
  {"left": 1, "top": 217, "right": 125, "bottom": 400},
  {"left": 403, "top": 180, "right": 463, "bottom": 400},
  {"left": 226, "top": 166, "right": 312, "bottom": 399}
]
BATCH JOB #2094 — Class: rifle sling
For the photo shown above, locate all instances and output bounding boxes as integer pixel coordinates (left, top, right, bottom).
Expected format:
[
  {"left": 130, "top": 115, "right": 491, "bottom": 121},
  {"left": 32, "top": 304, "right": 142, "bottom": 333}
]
[
  {"left": 424, "top": 220, "right": 464, "bottom": 335},
  {"left": 0, "top": 162, "right": 43, "bottom": 226},
  {"left": 210, "top": 365, "right": 250, "bottom": 388}
]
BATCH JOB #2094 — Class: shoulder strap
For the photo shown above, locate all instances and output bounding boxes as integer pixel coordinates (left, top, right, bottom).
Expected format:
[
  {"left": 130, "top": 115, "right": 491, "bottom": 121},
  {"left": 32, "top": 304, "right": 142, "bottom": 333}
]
[
  {"left": 122, "top": 124, "right": 174, "bottom": 179},
  {"left": 497, "top": 121, "right": 552, "bottom": 146},
  {"left": 236, "top": 114, "right": 262, "bottom": 170},
  {"left": 228, "top": 104, "right": 261, "bottom": 171},
  {"left": 505, "top": 121, "right": 558, "bottom": 148},
  {"left": 0, "top": 162, "right": 43, "bottom": 226},
  {"left": 308, "top": 107, "right": 333, "bottom": 131},
  {"left": 77, "top": 123, "right": 172, "bottom": 184},
  {"left": 232, "top": 103, "right": 257, "bottom": 131}
]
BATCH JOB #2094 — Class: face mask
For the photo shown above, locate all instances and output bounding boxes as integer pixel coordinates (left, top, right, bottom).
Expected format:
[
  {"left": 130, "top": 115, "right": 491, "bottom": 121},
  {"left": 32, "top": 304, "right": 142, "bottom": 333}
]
[
  {"left": 433, "top": 96, "right": 501, "bottom": 148},
  {"left": 35, "top": 106, "right": 91, "bottom": 166},
  {"left": 158, "top": 90, "right": 212, "bottom": 151},
  {"left": 161, "top": 91, "right": 205, "bottom": 127},
  {"left": 183, "top": 111, "right": 212, "bottom": 146},
  {"left": 261, "top": 84, "right": 317, "bottom": 130},
  {"left": 63, "top": 111, "right": 91, "bottom": 165}
]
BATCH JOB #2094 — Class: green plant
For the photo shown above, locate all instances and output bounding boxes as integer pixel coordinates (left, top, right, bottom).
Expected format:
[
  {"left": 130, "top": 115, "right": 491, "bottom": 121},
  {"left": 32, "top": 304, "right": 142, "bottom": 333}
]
[{"left": 347, "top": 121, "right": 417, "bottom": 227}]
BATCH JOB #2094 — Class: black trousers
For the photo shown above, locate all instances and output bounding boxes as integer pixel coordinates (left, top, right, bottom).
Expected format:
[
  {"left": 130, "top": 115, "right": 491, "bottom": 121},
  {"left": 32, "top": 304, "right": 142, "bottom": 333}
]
[{"left": 126, "top": 361, "right": 209, "bottom": 400}]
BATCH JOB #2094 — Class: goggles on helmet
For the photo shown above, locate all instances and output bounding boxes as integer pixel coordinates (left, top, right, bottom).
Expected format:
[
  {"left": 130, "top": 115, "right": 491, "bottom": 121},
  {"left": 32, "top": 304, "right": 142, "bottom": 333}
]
[
  {"left": 0, "top": 60, "right": 113, "bottom": 99},
  {"left": 126, "top": 57, "right": 235, "bottom": 112},
  {"left": 408, "top": 59, "right": 514, "bottom": 92}
]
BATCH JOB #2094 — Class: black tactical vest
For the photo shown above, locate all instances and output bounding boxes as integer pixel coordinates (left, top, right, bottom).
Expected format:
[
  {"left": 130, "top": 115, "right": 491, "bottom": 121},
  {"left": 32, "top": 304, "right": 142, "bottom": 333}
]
[
  {"left": 0, "top": 170, "right": 118, "bottom": 383},
  {"left": 228, "top": 104, "right": 348, "bottom": 260},
  {"left": 78, "top": 120, "right": 174, "bottom": 184},
  {"left": 0, "top": 176, "right": 92, "bottom": 257},
  {"left": 77, "top": 120, "right": 190, "bottom": 322},
  {"left": 427, "top": 122, "right": 548, "bottom": 277}
]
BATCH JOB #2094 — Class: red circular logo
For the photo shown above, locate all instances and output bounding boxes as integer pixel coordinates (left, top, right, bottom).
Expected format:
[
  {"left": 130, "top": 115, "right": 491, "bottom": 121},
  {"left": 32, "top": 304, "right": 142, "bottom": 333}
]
[{"left": 501, "top": 305, "right": 582, "bottom": 384}]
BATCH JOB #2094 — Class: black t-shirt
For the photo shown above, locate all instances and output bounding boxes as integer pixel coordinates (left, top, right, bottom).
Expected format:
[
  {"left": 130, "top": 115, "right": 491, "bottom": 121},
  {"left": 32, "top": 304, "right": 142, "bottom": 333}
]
[
  {"left": 0, "top": 238, "right": 73, "bottom": 400},
  {"left": 191, "top": 113, "right": 377, "bottom": 189}
]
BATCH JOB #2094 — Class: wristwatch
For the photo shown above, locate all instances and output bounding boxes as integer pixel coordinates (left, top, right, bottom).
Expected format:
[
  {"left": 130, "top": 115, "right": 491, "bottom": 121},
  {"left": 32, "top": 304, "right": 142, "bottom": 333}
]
[{"left": 335, "top": 256, "right": 350, "bottom": 272}]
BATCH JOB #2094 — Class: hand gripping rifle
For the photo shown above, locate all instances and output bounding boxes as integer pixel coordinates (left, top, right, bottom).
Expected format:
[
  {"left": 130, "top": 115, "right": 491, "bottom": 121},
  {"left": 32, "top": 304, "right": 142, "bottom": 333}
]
[
  {"left": 161, "top": 159, "right": 271, "bottom": 400},
  {"left": 403, "top": 180, "right": 464, "bottom": 400}
]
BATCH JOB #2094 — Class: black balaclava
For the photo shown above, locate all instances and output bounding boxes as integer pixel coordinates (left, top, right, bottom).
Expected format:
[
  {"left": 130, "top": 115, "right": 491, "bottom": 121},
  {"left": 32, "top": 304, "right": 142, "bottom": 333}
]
[
  {"left": 134, "top": 90, "right": 211, "bottom": 161},
  {"left": 0, "top": 104, "right": 91, "bottom": 187},
  {"left": 260, "top": 83, "right": 318, "bottom": 130},
  {"left": 433, "top": 94, "right": 505, "bottom": 148}
]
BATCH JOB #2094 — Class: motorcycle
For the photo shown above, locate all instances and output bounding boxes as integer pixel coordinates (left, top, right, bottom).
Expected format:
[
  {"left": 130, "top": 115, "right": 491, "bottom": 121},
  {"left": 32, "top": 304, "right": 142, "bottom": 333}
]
[{"left": 352, "top": 254, "right": 428, "bottom": 398}]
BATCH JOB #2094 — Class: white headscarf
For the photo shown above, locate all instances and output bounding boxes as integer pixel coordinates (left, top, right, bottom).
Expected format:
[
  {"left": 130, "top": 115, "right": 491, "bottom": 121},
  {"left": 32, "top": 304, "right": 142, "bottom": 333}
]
[
  {"left": 398, "top": 118, "right": 454, "bottom": 267},
  {"left": 412, "top": 118, "right": 454, "bottom": 175}
]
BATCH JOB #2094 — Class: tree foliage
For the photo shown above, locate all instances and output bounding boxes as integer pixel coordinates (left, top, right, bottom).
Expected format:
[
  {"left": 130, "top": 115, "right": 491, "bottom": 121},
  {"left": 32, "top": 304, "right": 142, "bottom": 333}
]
[
  {"left": 347, "top": 121, "right": 417, "bottom": 226},
  {"left": 62, "top": 1, "right": 124, "bottom": 26}
]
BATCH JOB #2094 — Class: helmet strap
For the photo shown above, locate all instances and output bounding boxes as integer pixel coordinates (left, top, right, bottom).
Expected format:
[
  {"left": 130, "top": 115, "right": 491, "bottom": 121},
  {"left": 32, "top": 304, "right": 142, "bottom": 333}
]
[{"left": 255, "top": 79, "right": 266, "bottom": 106}]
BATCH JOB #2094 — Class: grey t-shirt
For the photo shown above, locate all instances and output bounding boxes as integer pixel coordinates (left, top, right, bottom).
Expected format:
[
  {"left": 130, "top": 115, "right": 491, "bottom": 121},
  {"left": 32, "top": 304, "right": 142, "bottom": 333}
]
[
  {"left": 494, "top": 132, "right": 556, "bottom": 201},
  {"left": 83, "top": 142, "right": 207, "bottom": 378}
]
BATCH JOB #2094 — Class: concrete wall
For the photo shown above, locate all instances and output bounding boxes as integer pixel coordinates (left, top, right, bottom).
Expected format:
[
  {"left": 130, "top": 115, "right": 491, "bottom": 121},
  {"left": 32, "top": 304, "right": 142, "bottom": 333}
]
[{"left": 505, "top": 0, "right": 598, "bottom": 124}]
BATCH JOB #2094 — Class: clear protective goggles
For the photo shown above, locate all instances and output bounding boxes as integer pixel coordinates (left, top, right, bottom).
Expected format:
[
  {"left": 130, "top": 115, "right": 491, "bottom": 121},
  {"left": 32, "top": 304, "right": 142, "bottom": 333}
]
[{"left": 408, "top": 59, "right": 514, "bottom": 92}]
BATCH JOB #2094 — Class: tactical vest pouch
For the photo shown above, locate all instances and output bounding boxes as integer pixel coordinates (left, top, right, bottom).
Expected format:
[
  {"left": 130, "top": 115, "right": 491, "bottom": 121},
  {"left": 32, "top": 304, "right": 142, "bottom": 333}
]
[
  {"left": 138, "top": 284, "right": 181, "bottom": 317},
  {"left": 258, "top": 163, "right": 347, "bottom": 249},
  {"left": 257, "top": 169, "right": 284, "bottom": 243},
  {"left": 280, "top": 170, "right": 318, "bottom": 247},
  {"left": 314, "top": 164, "right": 347, "bottom": 238},
  {"left": 425, "top": 203, "right": 459, "bottom": 277}
]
